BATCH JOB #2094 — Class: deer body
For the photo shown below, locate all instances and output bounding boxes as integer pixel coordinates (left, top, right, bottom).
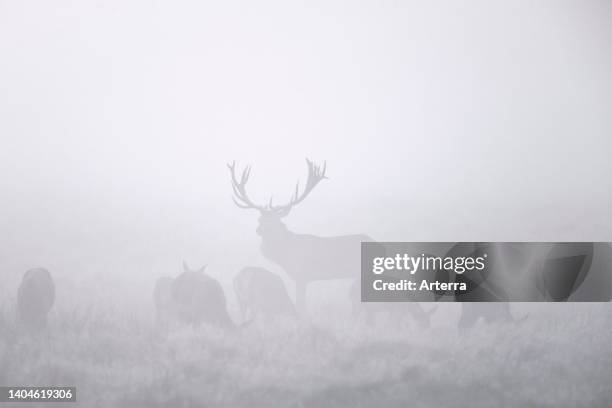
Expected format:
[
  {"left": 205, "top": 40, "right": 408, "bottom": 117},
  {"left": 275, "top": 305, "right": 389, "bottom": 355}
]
[
  {"left": 234, "top": 266, "right": 295, "bottom": 322},
  {"left": 154, "top": 263, "right": 234, "bottom": 330},
  {"left": 17, "top": 268, "right": 55, "bottom": 331},
  {"left": 172, "top": 270, "right": 233, "bottom": 329},
  {"left": 261, "top": 231, "right": 370, "bottom": 282}
]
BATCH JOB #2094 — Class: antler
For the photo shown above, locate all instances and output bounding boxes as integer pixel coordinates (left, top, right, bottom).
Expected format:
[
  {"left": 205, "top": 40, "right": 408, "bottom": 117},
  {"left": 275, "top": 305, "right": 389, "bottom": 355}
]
[
  {"left": 270, "top": 159, "right": 327, "bottom": 215},
  {"left": 227, "top": 162, "right": 266, "bottom": 211},
  {"left": 228, "top": 159, "right": 327, "bottom": 215}
]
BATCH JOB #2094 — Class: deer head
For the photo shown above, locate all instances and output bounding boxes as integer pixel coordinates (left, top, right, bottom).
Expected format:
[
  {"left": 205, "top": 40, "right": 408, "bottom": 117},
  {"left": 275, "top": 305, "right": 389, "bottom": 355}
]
[{"left": 228, "top": 159, "right": 327, "bottom": 237}]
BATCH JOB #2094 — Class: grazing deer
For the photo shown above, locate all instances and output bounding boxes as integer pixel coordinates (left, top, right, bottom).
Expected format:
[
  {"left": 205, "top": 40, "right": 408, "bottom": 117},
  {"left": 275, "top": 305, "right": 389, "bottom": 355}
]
[
  {"left": 17, "top": 268, "right": 55, "bottom": 331},
  {"left": 349, "top": 280, "right": 436, "bottom": 328},
  {"left": 154, "top": 262, "right": 234, "bottom": 329},
  {"left": 439, "top": 243, "right": 522, "bottom": 330},
  {"left": 234, "top": 266, "right": 296, "bottom": 323},
  {"left": 228, "top": 159, "right": 374, "bottom": 313}
]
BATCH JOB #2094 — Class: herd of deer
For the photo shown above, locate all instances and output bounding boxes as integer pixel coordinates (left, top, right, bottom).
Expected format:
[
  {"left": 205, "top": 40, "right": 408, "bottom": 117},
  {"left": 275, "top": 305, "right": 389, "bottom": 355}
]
[{"left": 12, "top": 160, "right": 519, "bottom": 333}]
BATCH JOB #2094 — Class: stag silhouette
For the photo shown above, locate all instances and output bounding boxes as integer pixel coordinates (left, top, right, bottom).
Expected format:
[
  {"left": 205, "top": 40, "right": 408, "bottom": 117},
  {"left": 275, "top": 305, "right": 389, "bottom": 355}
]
[{"left": 229, "top": 159, "right": 374, "bottom": 313}]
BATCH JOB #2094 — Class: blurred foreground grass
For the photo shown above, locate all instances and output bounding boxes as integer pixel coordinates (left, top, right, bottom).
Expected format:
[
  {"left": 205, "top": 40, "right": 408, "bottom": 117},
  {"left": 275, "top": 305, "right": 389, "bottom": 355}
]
[{"left": 0, "top": 304, "right": 611, "bottom": 408}]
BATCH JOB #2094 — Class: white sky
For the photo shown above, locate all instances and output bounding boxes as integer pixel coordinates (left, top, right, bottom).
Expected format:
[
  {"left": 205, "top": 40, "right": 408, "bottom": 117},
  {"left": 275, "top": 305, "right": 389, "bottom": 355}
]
[{"left": 1, "top": 0, "right": 610, "bottom": 285}]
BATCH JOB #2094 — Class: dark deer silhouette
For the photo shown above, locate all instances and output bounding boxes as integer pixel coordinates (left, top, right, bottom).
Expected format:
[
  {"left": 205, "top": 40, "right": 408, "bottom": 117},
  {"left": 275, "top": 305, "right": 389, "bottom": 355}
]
[
  {"left": 229, "top": 160, "right": 374, "bottom": 313},
  {"left": 17, "top": 268, "right": 55, "bottom": 331},
  {"left": 154, "top": 262, "right": 234, "bottom": 329}
]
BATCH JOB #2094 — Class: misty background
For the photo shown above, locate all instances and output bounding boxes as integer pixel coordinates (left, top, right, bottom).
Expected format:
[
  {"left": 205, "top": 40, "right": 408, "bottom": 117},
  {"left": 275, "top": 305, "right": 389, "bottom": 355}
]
[
  {"left": 1, "top": 2, "right": 612, "bottom": 407},
  {"left": 1, "top": 0, "right": 611, "bottom": 308}
]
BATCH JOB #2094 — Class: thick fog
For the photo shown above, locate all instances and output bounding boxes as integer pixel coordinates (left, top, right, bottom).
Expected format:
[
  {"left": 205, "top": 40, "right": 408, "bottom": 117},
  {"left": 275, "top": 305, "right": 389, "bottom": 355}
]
[
  {"left": 1, "top": 2, "right": 612, "bottom": 407},
  {"left": 1, "top": 0, "right": 611, "bottom": 291}
]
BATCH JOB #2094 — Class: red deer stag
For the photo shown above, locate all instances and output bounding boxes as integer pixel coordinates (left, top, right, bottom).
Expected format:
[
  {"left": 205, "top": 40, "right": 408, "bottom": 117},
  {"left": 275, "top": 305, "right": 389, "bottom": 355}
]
[{"left": 229, "top": 159, "right": 374, "bottom": 313}]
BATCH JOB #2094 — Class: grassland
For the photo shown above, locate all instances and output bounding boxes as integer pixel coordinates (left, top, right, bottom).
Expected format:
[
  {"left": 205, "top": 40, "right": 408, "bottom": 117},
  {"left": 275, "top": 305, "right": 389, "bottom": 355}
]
[{"left": 1, "top": 301, "right": 610, "bottom": 408}]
